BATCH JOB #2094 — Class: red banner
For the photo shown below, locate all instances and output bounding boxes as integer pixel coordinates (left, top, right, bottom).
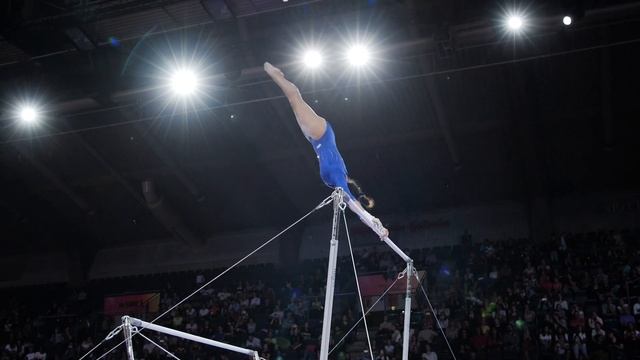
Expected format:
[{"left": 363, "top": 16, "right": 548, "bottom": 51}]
[
  {"left": 358, "top": 271, "right": 425, "bottom": 297},
  {"left": 104, "top": 293, "right": 160, "bottom": 316}
]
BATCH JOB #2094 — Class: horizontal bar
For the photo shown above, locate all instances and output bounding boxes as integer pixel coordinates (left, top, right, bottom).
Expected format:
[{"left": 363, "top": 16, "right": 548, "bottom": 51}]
[
  {"left": 345, "top": 199, "right": 413, "bottom": 263},
  {"left": 382, "top": 236, "right": 412, "bottom": 263},
  {"left": 128, "top": 317, "right": 257, "bottom": 358}
]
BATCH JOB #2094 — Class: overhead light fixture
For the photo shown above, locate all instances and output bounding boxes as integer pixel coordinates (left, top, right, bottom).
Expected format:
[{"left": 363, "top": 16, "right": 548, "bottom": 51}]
[
  {"left": 346, "top": 44, "right": 371, "bottom": 66},
  {"left": 302, "top": 49, "right": 323, "bottom": 69},
  {"left": 15, "top": 103, "right": 42, "bottom": 126},
  {"left": 169, "top": 68, "right": 199, "bottom": 97},
  {"left": 507, "top": 15, "right": 524, "bottom": 31}
]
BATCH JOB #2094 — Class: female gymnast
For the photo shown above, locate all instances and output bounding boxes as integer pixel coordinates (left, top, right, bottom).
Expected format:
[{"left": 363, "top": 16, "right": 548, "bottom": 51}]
[{"left": 264, "top": 62, "right": 389, "bottom": 239}]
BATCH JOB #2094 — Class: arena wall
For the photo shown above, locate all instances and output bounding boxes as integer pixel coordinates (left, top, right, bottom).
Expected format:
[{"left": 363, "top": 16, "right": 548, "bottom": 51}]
[{"left": 1, "top": 192, "right": 638, "bottom": 287}]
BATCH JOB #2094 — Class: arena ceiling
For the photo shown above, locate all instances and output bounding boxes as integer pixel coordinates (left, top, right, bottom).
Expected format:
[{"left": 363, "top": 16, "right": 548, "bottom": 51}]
[{"left": 0, "top": 0, "right": 639, "bottom": 255}]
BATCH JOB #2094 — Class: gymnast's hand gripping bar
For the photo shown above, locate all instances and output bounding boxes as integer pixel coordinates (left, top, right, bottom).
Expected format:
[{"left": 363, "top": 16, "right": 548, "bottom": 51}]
[
  {"left": 345, "top": 198, "right": 412, "bottom": 263},
  {"left": 122, "top": 316, "right": 260, "bottom": 360}
]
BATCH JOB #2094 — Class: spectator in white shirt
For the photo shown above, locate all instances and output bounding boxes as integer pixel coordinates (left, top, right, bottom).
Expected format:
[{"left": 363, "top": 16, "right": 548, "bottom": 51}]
[
  {"left": 195, "top": 274, "right": 205, "bottom": 284},
  {"left": 423, "top": 345, "right": 437, "bottom": 360},
  {"left": 250, "top": 293, "right": 261, "bottom": 307},
  {"left": 633, "top": 299, "right": 640, "bottom": 317},
  {"left": 245, "top": 335, "right": 261, "bottom": 350},
  {"left": 572, "top": 326, "right": 588, "bottom": 360}
]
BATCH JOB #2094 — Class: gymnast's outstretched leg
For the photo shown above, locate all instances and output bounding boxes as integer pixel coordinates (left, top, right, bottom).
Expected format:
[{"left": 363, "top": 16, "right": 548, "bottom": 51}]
[{"left": 264, "top": 62, "right": 327, "bottom": 140}]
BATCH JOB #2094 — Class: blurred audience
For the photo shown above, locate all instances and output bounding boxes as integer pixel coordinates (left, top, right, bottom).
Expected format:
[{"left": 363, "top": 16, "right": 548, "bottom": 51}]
[{"left": 1, "top": 228, "right": 639, "bottom": 360}]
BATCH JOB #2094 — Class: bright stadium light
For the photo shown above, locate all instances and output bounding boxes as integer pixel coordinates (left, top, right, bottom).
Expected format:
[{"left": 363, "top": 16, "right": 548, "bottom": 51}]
[
  {"left": 169, "top": 68, "right": 199, "bottom": 97},
  {"left": 19, "top": 106, "right": 38, "bottom": 124},
  {"left": 302, "top": 49, "right": 323, "bottom": 69},
  {"left": 346, "top": 44, "right": 371, "bottom": 66},
  {"left": 14, "top": 103, "right": 43, "bottom": 126},
  {"left": 563, "top": 16, "right": 572, "bottom": 26},
  {"left": 507, "top": 15, "right": 524, "bottom": 31}
]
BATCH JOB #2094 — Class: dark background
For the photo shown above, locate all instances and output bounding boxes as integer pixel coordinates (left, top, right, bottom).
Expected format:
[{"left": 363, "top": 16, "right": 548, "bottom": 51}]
[{"left": 0, "top": 0, "right": 638, "bottom": 262}]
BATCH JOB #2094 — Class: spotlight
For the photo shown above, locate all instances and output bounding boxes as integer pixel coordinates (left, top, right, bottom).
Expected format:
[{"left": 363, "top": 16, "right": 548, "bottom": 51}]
[
  {"left": 169, "top": 68, "right": 199, "bottom": 97},
  {"left": 563, "top": 16, "right": 572, "bottom": 26},
  {"left": 18, "top": 105, "right": 39, "bottom": 125},
  {"left": 302, "top": 49, "right": 323, "bottom": 69},
  {"left": 346, "top": 45, "right": 371, "bottom": 66},
  {"left": 507, "top": 15, "right": 524, "bottom": 31}
]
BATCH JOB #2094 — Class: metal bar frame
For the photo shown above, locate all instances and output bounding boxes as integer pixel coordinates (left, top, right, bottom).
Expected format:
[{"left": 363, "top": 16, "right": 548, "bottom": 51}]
[
  {"left": 319, "top": 188, "right": 344, "bottom": 360},
  {"left": 318, "top": 190, "right": 416, "bottom": 360},
  {"left": 344, "top": 198, "right": 415, "bottom": 360},
  {"left": 122, "top": 316, "right": 260, "bottom": 360}
]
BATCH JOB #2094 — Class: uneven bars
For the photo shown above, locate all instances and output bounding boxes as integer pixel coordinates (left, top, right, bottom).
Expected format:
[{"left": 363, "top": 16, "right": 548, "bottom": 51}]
[
  {"left": 125, "top": 317, "right": 260, "bottom": 360},
  {"left": 345, "top": 198, "right": 414, "bottom": 360},
  {"left": 346, "top": 199, "right": 412, "bottom": 262}
]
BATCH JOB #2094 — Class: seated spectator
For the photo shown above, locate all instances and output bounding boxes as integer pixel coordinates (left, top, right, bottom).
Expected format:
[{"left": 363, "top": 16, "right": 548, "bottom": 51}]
[
  {"left": 185, "top": 320, "right": 198, "bottom": 333},
  {"left": 570, "top": 308, "right": 586, "bottom": 329},
  {"left": 171, "top": 311, "right": 184, "bottom": 328},
  {"left": 589, "top": 311, "right": 604, "bottom": 329},
  {"left": 592, "top": 322, "right": 606, "bottom": 339},
  {"left": 539, "top": 326, "right": 553, "bottom": 352},
  {"left": 383, "top": 340, "right": 395, "bottom": 356},
  {"left": 633, "top": 298, "right": 640, "bottom": 317},
  {"left": 602, "top": 297, "right": 618, "bottom": 317},
  {"left": 379, "top": 316, "right": 395, "bottom": 333},
  {"left": 470, "top": 327, "right": 489, "bottom": 353},
  {"left": 375, "top": 349, "right": 390, "bottom": 360},
  {"left": 198, "top": 305, "right": 209, "bottom": 317},
  {"left": 246, "top": 335, "right": 261, "bottom": 350},
  {"left": 78, "top": 338, "right": 93, "bottom": 353},
  {"left": 554, "top": 335, "right": 569, "bottom": 360},
  {"left": 250, "top": 293, "right": 261, "bottom": 308},
  {"left": 423, "top": 344, "right": 437, "bottom": 360},
  {"left": 418, "top": 325, "right": 437, "bottom": 344},
  {"left": 572, "top": 326, "right": 588, "bottom": 360},
  {"left": 3, "top": 342, "right": 18, "bottom": 357}
]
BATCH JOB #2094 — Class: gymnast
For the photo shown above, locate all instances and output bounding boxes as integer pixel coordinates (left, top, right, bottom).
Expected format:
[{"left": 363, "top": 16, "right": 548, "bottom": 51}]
[{"left": 264, "top": 62, "right": 389, "bottom": 239}]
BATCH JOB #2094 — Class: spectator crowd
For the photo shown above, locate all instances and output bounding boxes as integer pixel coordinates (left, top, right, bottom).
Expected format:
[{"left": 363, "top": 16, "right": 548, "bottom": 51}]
[{"left": 1, "top": 228, "right": 640, "bottom": 360}]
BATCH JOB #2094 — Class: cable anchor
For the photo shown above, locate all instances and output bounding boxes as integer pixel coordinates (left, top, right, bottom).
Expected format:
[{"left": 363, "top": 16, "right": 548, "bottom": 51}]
[{"left": 105, "top": 326, "right": 123, "bottom": 341}]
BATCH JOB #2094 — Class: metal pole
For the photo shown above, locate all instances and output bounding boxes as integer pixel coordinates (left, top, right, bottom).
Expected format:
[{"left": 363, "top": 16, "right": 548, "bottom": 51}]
[
  {"left": 122, "top": 316, "right": 135, "bottom": 360},
  {"left": 319, "top": 188, "right": 344, "bottom": 360},
  {"left": 346, "top": 197, "right": 415, "bottom": 359},
  {"left": 402, "top": 262, "right": 413, "bottom": 360},
  {"left": 381, "top": 237, "right": 412, "bottom": 263},
  {"left": 127, "top": 317, "right": 259, "bottom": 359}
]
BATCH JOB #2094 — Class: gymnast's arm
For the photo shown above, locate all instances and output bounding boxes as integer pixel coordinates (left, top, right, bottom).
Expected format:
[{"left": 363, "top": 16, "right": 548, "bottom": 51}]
[{"left": 346, "top": 197, "right": 390, "bottom": 239}]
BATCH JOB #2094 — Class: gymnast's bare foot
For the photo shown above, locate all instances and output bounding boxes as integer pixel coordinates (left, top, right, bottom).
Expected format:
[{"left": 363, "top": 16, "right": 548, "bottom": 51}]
[
  {"left": 264, "top": 62, "right": 284, "bottom": 79},
  {"left": 264, "top": 61, "right": 299, "bottom": 97}
]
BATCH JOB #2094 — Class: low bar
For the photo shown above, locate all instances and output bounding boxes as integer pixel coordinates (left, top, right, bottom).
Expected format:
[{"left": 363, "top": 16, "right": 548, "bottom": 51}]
[{"left": 127, "top": 317, "right": 260, "bottom": 360}]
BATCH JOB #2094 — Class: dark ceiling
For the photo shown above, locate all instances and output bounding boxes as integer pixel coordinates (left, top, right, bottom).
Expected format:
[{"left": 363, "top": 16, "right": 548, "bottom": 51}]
[{"left": 0, "top": 0, "right": 639, "bottom": 255}]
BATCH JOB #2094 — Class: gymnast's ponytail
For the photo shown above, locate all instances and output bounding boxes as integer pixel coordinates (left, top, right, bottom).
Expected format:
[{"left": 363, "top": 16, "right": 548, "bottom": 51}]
[{"left": 347, "top": 177, "right": 375, "bottom": 209}]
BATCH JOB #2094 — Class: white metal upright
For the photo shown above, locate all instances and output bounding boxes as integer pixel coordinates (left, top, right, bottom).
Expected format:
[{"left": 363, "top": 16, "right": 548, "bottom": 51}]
[
  {"left": 401, "top": 261, "right": 414, "bottom": 360},
  {"left": 319, "top": 188, "right": 344, "bottom": 360},
  {"left": 345, "top": 197, "right": 415, "bottom": 360},
  {"left": 123, "top": 315, "right": 135, "bottom": 360}
]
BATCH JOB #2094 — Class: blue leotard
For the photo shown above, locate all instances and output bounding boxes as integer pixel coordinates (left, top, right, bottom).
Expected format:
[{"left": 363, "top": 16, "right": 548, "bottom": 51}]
[{"left": 307, "top": 122, "right": 355, "bottom": 200}]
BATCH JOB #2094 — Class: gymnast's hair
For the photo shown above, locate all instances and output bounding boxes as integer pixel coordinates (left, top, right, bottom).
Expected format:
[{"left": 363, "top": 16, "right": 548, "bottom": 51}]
[{"left": 347, "top": 177, "right": 375, "bottom": 209}]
